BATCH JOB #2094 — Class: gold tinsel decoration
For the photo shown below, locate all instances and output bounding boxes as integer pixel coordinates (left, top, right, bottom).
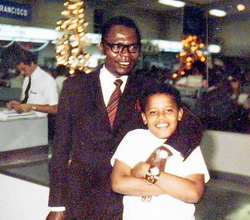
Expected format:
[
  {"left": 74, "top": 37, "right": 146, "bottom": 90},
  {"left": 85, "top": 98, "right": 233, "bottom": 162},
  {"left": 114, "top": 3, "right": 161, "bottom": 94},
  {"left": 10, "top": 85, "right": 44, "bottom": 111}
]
[
  {"left": 173, "top": 35, "right": 206, "bottom": 79},
  {"left": 56, "top": 0, "right": 91, "bottom": 75}
]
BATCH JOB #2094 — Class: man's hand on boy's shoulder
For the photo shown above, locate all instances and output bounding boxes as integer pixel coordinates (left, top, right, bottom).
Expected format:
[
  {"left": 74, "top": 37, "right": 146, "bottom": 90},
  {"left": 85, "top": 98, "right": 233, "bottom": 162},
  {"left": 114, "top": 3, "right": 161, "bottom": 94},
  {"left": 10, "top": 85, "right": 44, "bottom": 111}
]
[{"left": 46, "top": 211, "right": 66, "bottom": 220}]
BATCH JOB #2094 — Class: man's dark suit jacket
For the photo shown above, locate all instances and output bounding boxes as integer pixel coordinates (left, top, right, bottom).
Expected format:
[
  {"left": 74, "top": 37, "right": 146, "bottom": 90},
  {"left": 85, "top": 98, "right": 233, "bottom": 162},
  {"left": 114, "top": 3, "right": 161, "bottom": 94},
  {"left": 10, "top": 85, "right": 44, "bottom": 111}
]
[{"left": 48, "top": 67, "right": 202, "bottom": 219}]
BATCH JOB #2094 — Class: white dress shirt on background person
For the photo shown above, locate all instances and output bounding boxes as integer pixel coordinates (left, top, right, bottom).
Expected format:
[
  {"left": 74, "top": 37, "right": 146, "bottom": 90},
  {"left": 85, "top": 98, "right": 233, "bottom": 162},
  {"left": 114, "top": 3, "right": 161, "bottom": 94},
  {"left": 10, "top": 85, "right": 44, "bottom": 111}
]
[{"left": 21, "top": 66, "right": 58, "bottom": 116}]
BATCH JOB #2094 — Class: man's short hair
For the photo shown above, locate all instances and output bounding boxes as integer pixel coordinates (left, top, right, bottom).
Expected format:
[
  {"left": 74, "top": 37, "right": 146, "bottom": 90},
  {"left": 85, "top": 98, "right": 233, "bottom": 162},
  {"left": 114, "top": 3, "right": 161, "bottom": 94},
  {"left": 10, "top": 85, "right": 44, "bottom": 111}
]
[
  {"left": 101, "top": 16, "right": 141, "bottom": 44},
  {"left": 13, "top": 47, "right": 37, "bottom": 66}
]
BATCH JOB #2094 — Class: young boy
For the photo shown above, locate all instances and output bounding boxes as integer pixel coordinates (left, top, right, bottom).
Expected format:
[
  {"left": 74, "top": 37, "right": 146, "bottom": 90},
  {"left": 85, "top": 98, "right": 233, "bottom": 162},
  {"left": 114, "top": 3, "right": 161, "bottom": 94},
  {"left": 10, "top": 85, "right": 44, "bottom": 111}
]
[{"left": 111, "top": 83, "right": 210, "bottom": 220}]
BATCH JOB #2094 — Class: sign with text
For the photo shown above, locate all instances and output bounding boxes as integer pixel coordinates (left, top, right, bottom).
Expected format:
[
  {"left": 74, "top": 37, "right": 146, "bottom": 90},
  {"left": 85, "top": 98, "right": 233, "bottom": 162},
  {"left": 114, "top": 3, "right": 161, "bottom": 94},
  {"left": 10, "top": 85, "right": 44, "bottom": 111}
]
[{"left": 0, "top": 0, "right": 32, "bottom": 22}]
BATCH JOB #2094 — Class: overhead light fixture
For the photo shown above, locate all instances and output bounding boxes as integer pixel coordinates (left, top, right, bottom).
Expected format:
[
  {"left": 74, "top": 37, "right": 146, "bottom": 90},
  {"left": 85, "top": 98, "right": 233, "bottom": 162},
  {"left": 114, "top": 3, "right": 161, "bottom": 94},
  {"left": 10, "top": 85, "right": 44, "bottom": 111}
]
[
  {"left": 208, "top": 44, "right": 221, "bottom": 54},
  {"left": 158, "top": 0, "right": 185, "bottom": 8},
  {"left": 237, "top": 4, "right": 245, "bottom": 11},
  {"left": 149, "top": 39, "right": 183, "bottom": 52},
  {"left": 209, "top": 9, "right": 227, "bottom": 17}
]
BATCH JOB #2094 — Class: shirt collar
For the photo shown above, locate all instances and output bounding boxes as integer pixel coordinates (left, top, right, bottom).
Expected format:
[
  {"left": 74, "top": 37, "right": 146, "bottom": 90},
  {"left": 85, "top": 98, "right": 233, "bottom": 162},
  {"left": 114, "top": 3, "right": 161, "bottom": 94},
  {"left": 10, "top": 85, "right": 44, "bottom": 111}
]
[
  {"left": 100, "top": 65, "right": 128, "bottom": 90},
  {"left": 30, "top": 66, "right": 40, "bottom": 80}
]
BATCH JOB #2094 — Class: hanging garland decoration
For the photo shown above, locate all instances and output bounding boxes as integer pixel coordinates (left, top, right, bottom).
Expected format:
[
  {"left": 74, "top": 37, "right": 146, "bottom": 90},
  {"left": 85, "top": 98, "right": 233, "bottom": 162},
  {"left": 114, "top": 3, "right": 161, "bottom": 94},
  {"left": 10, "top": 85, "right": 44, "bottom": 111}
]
[
  {"left": 0, "top": 40, "right": 50, "bottom": 52},
  {"left": 0, "top": 40, "right": 15, "bottom": 48},
  {"left": 16, "top": 41, "right": 50, "bottom": 52},
  {"left": 173, "top": 34, "right": 206, "bottom": 79},
  {"left": 55, "top": 0, "right": 91, "bottom": 75}
]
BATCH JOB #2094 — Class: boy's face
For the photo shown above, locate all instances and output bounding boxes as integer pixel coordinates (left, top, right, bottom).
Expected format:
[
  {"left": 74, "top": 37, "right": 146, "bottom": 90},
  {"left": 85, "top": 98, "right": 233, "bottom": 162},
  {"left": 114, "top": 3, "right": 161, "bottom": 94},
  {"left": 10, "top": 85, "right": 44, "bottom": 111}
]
[{"left": 141, "top": 93, "right": 183, "bottom": 139}]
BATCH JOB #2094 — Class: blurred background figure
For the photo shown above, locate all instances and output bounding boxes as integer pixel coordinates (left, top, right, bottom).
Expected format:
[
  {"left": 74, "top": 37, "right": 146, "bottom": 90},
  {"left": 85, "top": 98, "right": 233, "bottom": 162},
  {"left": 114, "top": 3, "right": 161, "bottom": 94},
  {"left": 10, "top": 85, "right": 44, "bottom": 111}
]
[
  {"left": 54, "top": 65, "right": 69, "bottom": 96},
  {"left": 187, "top": 60, "right": 208, "bottom": 88},
  {"left": 0, "top": 67, "right": 24, "bottom": 89},
  {"left": 195, "top": 69, "right": 249, "bottom": 133},
  {"left": 175, "top": 60, "right": 208, "bottom": 88},
  {"left": 227, "top": 64, "right": 250, "bottom": 110},
  {"left": 0, "top": 44, "right": 58, "bottom": 116}
]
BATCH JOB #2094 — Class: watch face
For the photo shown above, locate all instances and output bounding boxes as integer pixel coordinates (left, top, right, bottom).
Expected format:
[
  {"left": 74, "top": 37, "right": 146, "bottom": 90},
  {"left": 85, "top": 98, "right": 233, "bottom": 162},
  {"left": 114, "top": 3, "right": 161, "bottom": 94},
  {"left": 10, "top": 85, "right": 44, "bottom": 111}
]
[
  {"left": 150, "top": 166, "right": 160, "bottom": 175},
  {"left": 158, "top": 149, "right": 169, "bottom": 159}
]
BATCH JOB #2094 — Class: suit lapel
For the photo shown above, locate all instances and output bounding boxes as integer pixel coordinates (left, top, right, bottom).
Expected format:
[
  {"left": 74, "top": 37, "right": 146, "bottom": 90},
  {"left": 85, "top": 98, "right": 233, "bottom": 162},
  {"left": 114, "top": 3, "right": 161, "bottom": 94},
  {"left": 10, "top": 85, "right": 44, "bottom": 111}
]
[
  {"left": 89, "top": 71, "right": 106, "bottom": 112},
  {"left": 87, "top": 69, "right": 111, "bottom": 129}
]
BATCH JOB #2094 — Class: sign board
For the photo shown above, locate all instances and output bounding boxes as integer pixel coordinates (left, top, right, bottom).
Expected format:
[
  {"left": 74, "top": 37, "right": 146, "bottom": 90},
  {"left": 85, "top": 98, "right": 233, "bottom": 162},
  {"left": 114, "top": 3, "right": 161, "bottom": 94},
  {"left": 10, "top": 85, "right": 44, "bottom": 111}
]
[{"left": 0, "top": 0, "right": 32, "bottom": 22}]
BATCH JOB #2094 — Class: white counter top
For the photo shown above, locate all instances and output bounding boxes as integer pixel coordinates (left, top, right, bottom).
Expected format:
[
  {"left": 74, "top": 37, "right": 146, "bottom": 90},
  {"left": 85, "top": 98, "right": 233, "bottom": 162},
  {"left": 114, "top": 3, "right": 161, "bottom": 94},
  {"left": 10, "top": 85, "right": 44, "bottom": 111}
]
[{"left": 0, "top": 108, "right": 48, "bottom": 152}]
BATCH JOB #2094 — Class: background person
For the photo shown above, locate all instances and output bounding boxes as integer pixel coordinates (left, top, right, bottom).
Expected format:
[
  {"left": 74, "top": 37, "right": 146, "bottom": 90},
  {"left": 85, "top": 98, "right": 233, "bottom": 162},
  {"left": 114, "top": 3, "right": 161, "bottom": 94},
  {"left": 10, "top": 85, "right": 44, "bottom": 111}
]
[
  {"left": 2, "top": 45, "right": 58, "bottom": 116},
  {"left": 54, "top": 64, "right": 69, "bottom": 96}
]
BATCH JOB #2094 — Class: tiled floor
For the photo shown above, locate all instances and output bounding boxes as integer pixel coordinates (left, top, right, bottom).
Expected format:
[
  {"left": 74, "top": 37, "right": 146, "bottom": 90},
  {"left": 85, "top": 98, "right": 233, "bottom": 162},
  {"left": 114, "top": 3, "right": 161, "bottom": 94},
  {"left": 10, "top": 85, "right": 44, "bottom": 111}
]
[{"left": 1, "top": 157, "right": 250, "bottom": 220}]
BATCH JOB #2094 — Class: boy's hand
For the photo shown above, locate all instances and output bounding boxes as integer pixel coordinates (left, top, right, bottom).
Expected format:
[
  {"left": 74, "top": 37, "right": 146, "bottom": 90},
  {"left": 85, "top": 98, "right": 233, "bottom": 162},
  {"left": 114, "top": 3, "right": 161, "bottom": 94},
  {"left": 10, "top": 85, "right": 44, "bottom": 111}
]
[{"left": 131, "top": 162, "right": 150, "bottom": 178}]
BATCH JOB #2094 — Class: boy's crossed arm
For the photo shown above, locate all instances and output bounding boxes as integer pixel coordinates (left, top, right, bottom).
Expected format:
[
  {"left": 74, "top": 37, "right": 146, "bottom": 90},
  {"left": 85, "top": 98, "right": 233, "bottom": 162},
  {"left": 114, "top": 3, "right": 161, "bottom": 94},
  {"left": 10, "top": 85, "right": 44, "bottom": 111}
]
[{"left": 111, "top": 159, "right": 205, "bottom": 203}]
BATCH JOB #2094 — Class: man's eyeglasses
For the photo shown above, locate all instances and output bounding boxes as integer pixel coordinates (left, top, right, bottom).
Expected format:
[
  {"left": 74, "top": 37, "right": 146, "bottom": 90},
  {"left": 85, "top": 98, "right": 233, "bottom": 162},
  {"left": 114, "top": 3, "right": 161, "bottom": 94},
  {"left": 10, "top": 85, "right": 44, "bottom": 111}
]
[{"left": 104, "top": 40, "right": 141, "bottom": 54}]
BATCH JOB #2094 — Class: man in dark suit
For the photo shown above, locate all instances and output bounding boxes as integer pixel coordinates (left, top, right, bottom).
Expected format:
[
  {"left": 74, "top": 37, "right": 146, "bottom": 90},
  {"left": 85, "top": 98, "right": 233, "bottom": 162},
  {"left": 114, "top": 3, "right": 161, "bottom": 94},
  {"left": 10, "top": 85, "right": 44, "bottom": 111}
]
[{"left": 47, "top": 16, "right": 202, "bottom": 220}]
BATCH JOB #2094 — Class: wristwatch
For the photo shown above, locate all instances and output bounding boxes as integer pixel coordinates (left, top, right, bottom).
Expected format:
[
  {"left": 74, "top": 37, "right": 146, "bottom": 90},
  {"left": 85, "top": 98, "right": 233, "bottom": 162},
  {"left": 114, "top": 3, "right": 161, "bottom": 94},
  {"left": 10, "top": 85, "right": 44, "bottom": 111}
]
[{"left": 145, "top": 165, "right": 161, "bottom": 184}]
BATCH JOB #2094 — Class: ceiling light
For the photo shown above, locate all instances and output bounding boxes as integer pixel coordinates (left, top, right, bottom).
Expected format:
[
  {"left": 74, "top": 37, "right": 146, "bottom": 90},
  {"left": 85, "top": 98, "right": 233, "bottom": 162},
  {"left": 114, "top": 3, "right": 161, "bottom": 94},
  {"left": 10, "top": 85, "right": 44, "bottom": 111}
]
[
  {"left": 208, "top": 44, "right": 221, "bottom": 53},
  {"left": 158, "top": 0, "right": 185, "bottom": 8},
  {"left": 209, "top": 9, "right": 227, "bottom": 17},
  {"left": 150, "top": 39, "right": 183, "bottom": 52},
  {"left": 237, "top": 4, "right": 245, "bottom": 11}
]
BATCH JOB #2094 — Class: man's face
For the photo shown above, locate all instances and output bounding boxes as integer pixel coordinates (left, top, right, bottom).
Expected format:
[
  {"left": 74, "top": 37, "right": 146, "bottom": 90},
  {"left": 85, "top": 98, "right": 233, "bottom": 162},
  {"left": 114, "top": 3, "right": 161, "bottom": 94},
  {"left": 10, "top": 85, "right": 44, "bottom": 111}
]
[
  {"left": 100, "top": 25, "right": 140, "bottom": 77},
  {"left": 16, "top": 62, "right": 36, "bottom": 76}
]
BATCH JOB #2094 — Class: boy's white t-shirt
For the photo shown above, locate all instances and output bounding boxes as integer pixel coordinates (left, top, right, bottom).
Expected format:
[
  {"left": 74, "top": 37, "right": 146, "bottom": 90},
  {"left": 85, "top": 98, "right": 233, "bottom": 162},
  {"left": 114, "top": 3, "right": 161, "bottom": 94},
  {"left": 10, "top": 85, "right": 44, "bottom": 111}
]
[{"left": 111, "top": 129, "right": 210, "bottom": 220}]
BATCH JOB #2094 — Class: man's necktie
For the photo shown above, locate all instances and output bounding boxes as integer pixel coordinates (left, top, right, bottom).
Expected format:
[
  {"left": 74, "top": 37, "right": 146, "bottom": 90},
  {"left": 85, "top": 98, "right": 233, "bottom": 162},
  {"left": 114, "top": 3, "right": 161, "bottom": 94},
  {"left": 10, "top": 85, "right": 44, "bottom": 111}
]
[
  {"left": 22, "top": 76, "right": 31, "bottom": 104},
  {"left": 107, "top": 79, "right": 123, "bottom": 126}
]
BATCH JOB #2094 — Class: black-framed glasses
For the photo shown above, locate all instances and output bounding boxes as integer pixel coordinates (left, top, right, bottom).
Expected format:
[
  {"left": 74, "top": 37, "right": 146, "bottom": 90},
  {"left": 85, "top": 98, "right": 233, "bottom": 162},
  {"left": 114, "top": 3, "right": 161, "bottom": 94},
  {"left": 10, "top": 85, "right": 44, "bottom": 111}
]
[{"left": 104, "top": 40, "right": 141, "bottom": 53}]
